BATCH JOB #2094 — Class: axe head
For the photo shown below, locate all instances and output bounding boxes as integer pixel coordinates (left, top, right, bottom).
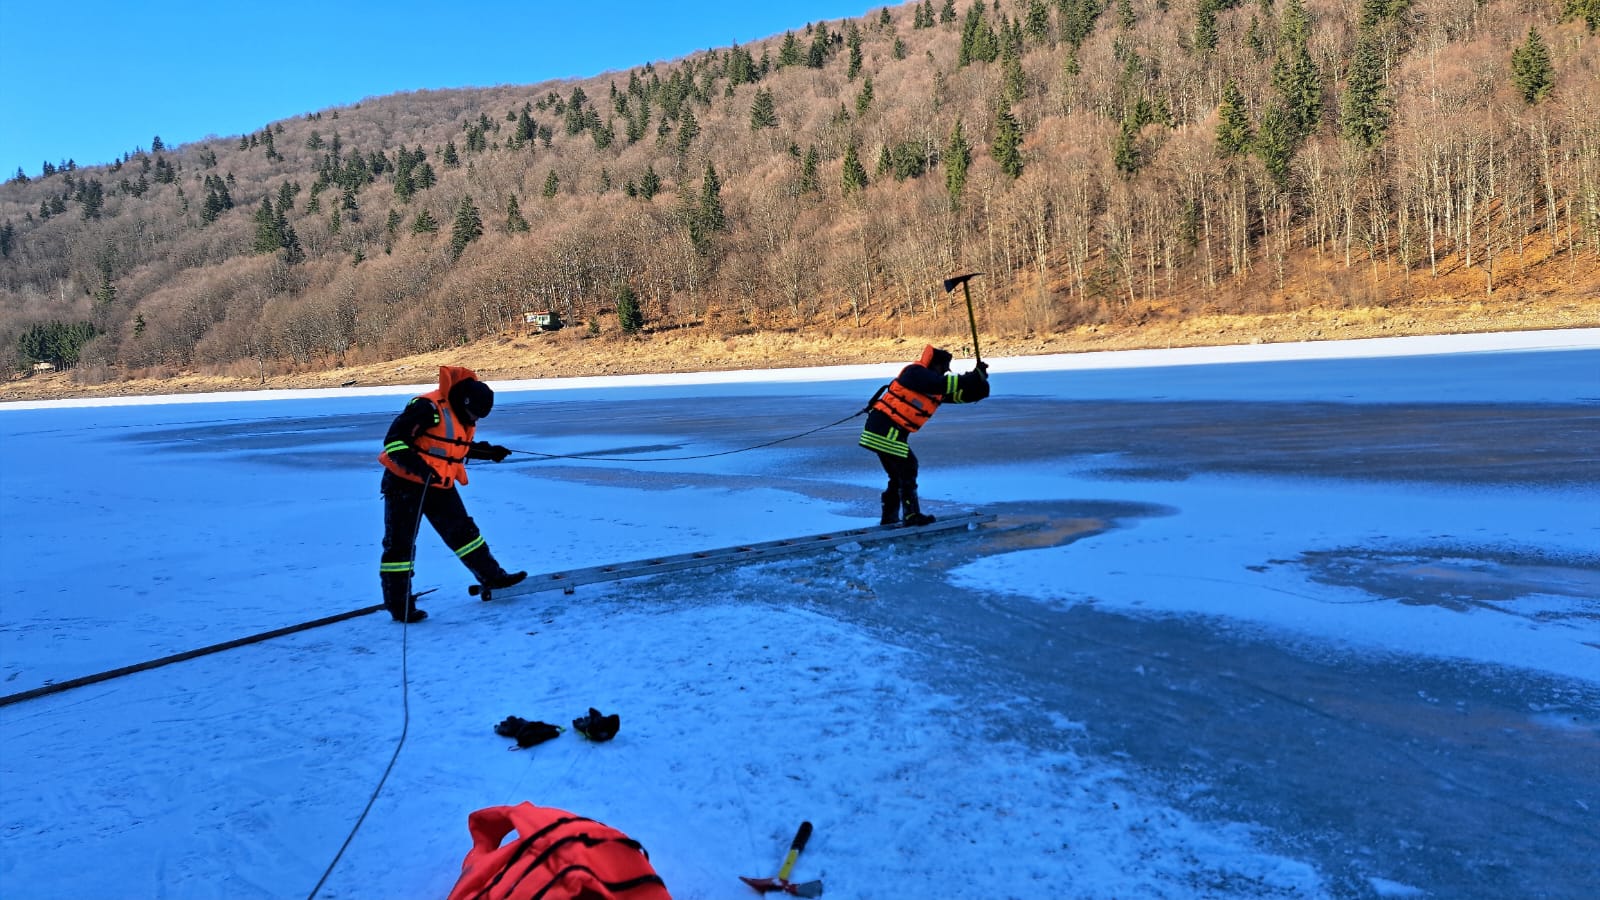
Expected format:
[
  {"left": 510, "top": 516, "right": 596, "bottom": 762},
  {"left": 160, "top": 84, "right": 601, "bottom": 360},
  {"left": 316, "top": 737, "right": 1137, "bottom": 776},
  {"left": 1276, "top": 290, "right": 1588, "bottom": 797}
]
[
  {"left": 942, "top": 272, "right": 984, "bottom": 293},
  {"left": 741, "top": 876, "right": 824, "bottom": 896}
]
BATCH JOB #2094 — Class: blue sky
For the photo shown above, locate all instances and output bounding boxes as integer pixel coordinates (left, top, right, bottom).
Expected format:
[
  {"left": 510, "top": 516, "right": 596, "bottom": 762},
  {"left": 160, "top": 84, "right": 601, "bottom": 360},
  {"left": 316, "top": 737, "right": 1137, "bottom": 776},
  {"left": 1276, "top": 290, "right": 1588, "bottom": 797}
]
[{"left": 0, "top": 1, "right": 883, "bottom": 179}]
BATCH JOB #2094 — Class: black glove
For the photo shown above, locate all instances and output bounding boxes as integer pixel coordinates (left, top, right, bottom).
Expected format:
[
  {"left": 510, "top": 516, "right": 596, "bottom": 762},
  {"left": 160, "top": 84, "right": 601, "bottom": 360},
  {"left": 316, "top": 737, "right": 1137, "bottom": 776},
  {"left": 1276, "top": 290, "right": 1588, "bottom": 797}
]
[
  {"left": 484, "top": 444, "right": 511, "bottom": 463},
  {"left": 390, "top": 448, "right": 436, "bottom": 483},
  {"left": 975, "top": 361, "right": 989, "bottom": 376},
  {"left": 572, "top": 707, "right": 620, "bottom": 742},
  {"left": 495, "top": 716, "right": 563, "bottom": 748}
]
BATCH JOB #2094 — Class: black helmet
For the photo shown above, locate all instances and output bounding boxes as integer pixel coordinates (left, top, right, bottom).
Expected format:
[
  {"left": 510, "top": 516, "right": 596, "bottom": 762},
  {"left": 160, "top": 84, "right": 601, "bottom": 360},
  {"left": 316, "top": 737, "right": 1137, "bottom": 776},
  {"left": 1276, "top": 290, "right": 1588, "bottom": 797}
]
[{"left": 449, "top": 378, "right": 495, "bottom": 424}]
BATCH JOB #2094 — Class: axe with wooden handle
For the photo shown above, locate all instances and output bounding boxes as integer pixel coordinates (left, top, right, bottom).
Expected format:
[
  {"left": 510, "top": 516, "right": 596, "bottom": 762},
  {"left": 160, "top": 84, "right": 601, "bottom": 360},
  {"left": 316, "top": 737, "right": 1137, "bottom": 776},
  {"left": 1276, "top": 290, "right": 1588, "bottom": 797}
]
[{"left": 942, "top": 272, "right": 985, "bottom": 366}]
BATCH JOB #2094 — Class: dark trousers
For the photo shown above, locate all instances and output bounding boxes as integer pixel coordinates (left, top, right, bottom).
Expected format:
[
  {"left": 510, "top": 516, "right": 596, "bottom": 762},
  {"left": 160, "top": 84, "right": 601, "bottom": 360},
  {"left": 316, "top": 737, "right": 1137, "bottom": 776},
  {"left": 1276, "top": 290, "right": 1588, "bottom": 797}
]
[
  {"left": 874, "top": 448, "right": 920, "bottom": 522},
  {"left": 380, "top": 471, "right": 483, "bottom": 576}
]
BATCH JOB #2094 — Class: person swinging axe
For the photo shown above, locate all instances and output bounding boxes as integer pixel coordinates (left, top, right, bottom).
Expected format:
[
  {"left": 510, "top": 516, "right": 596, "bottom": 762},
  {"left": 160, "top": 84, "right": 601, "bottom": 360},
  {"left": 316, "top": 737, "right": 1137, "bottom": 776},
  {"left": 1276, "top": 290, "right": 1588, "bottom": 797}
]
[{"left": 858, "top": 341, "right": 990, "bottom": 526}]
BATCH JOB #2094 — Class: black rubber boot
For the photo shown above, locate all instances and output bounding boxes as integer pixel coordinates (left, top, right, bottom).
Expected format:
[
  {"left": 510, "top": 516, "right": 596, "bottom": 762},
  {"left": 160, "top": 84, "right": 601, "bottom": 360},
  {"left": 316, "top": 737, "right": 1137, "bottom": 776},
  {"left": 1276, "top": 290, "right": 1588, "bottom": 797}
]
[
  {"left": 879, "top": 488, "right": 901, "bottom": 526},
  {"left": 463, "top": 545, "right": 527, "bottom": 592},
  {"left": 901, "top": 490, "right": 936, "bottom": 527},
  {"left": 381, "top": 572, "right": 427, "bottom": 623}
]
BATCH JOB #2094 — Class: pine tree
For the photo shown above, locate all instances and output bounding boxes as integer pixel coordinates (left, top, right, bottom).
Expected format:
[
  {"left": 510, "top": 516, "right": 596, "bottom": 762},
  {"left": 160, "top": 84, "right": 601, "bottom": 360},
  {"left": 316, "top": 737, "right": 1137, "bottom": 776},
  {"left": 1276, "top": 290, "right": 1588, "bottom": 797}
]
[
  {"left": 1340, "top": 33, "right": 1389, "bottom": 148},
  {"left": 807, "top": 23, "right": 831, "bottom": 68},
  {"left": 846, "top": 23, "right": 864, "bottom": 80},
  {"left": 945, "top": 118, "right": 972, "bottom": 203},
  {"left": 641, "top": 165, "right": 662, "bottom": 200},
  {"left": 1113, "top": 120, "right": 1141, "bottom": 175},
  {"left": 799, "top": 145, "right": 821, "bottom": 194},
  {"left": 450, "top": 196, "right": 482, "bottom": 260},
  {"left": 1566, "top": 0, "right": 1599, "bottom": 30},
  {"left": 855, "top": 77, "right": 875, "bottom": 116},
  {"left": 940, "top": 0, "right": 957, "bottom": 24},
  {"left": 615, "top": 283, "right": 644, "bottom": 334},
  {"left": 676, "top": 107, "right": 700, "bottom": 153},
  {"left": 95, "top": 271, "right": 116, "bottom": 306},
  {"left": 412, "top": 209, "right": 439, "bottom": 234},
  {"left": 507, "top": 194, "right": 531, "bottom": 233},
  {"left": 1255, "top": 103, "right": 1297, "bottom": 183},
  {"left": 0, "top": 220, "right": 14, "bottom": 257},
  {"left": 778, "top": 31, "right": 802, "bottom": 67},
  {"left": 543, "top": 170, "right": 560, "bottom": 199},
  {"left": 841, "top": 144, "right": 869, "bottom": 195},
  {"left": 1511, "top": 28, "right": 1555, "bottom": 104},
  {"left": 698, "top": 162, "right": 726, "bottom": 233},
  {"left": 253, "top": 198, "right": 282, "bottom": 253},
  {"left": 1216, "top": 82, "right": 1253, "bottom": 157},
  {"left": 991, "top": 104, "right": 1024, "bottom": 178},
  {"left": 750, "top": 88, "right": 779, "bottom": 130},
  {"left": 1273, "top": 41, "right": 1323, "bottom": 141}
]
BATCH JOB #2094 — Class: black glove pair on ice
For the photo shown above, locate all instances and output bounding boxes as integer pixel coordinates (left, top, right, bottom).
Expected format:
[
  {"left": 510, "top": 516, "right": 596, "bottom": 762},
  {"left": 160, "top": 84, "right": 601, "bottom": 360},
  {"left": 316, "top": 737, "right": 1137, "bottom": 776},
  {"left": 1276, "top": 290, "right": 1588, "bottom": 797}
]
[{"left": 494, "top": 707, "right": 620, "bottom": 748}]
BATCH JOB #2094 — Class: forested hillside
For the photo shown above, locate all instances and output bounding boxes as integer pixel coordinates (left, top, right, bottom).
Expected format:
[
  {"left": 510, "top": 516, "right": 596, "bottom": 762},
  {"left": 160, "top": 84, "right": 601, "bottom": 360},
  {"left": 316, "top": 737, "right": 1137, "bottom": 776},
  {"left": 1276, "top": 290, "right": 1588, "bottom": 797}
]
[{"left": 2, "top": 0, "right": 1597, "bottom": 382}]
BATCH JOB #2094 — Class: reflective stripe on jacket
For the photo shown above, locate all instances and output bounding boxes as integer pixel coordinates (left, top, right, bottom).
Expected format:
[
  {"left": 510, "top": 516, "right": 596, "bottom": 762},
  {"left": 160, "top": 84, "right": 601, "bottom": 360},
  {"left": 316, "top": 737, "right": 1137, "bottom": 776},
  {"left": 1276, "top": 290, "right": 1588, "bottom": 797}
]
[
  {"left": 446, "top": 803, "right": 671, "bottom": 900},
  {"left": 379, "top": 365, "right": 479, "bottom": 488}
]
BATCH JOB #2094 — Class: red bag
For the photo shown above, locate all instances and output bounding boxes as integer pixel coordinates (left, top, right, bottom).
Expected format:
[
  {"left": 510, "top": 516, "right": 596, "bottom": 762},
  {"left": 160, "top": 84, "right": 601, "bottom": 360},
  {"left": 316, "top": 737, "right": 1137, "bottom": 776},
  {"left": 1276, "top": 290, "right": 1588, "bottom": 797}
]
[{"left": 447, "top": 802, "right": 671, "bottom": 900}]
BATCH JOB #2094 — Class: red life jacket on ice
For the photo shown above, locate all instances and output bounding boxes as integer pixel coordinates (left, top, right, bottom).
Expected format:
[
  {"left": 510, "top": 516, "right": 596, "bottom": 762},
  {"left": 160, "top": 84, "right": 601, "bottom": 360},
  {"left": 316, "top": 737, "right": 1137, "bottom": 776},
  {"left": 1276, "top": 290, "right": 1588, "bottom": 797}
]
[{"left": 446, "top": 803, "right": 671, "bottom": 900}]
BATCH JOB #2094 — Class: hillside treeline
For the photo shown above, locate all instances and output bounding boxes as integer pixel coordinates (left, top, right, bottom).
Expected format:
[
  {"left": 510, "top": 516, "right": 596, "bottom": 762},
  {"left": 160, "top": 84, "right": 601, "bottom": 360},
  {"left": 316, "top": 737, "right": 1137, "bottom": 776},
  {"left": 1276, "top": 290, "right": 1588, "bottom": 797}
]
[{"left": 1, "top": 0, "right": 1596, "bottom": 379}]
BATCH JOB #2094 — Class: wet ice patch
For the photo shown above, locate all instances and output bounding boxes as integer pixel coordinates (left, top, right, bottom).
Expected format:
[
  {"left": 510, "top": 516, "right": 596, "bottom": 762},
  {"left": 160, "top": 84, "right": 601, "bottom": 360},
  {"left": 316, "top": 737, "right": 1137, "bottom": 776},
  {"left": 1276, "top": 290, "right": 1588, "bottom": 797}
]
[{"left": 1295, "top": 549, "right": 1600, "bottom": 621}]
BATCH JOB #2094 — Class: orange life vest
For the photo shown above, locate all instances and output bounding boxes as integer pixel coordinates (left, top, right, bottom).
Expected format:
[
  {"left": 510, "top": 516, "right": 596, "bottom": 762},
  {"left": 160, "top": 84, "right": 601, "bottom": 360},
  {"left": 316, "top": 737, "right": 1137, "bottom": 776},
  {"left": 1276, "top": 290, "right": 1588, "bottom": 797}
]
[
  {"left": 447, "top": 803, "right": 672, "bottom": 900},
  {"left": 872, "top": 374, "right": 944, "bottom": 433},
  {"left": 379, "top": 365, "right": 479, "bottom": 488}
]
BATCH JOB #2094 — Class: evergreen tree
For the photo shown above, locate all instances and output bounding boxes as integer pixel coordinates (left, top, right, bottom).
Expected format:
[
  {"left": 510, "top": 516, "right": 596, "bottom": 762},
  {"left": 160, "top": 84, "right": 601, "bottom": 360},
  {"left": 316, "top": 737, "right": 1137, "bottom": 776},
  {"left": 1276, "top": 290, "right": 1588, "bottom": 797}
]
[
  {"left": 1027, "top": 0, "right": 1054, "bottom": 42},
  {"left": 253, "top": 198, "right": 282, "bottom": 253},
  {"left": 450, "top": 196, "right": 482, "bottom": 260},
  {"left": 1001, "top": 42, "right": 1026, "bottom": 104},
  {"left": 1255, "top": 102, "right": 1298, "bottom": 183},
  {"left": 991, "top": 104, "right": 1024, "bottom": 178},
  {"left": 543, "top": 170, "right": 560, "bottom": 198},
  {"left": 799, "top": 145, "right": 821, "bottom": 194},
  {"left": 676, "top": 107, "right": 700, "bottom": 153},
  {"left": 1113, "top": 120, "right": 1141, "bottom": 175},
  {"left": 778, "top": 31, "right": 802, "bottom": 67},
  {"left": 94, "top": 270, "right": 116, "bottom": 305},
  {"left": 641, "top": 164, "right": 662, "bottom": 200},
  {"left": 1273, "top": 41, "right": 1323, "bottom": 141},
  {"left": 11, "top": 167, "right": 28, "bottom": 184},
  {"left": 615, "top": 283, "right": 644, "bottom": 334},
  {"left": 507, "top": 194, "right": 531, "bottom": 233},
  {"left": 1195, "top": 0, "right": 1220, "bottom": 52},
  {"left": 698, "top": 162, "right": 726, "bottom": 233},
  {"left": 750, "top": 88, "right": 779, "bottom": 129},
  {"left": 1340, "top": 33, "right": 1389, "bottom": 148},
  {"left": 412, "top": 209, "right": 439, "bottom": 234},
  {"left": 846, "top": 22, "right": 864, "bottom": 80},
  {"left": 960, "top": 3, "right": 1001, "bottom": 65},
  {"left": 0, "top": 220, "right": 13, "bottom": 257},
  {"left": 1216, "top": 81, "right": 1253, "bottom": 157},
  {"left": 1511, "top": 27, "right": 1555, "bottom": 104},
  {"left": 565, "top": 86, "right": 589, "bottom": 135},
  {"left": 876, "top": 144, "right": 894, "bottom": 177},
  {"left": 945, "top": 118, "right": 972, "bottom": 203},
  {"left": 1566, "top": 0, "right": 1599, "bottom": 30},
  {"left": 940, "top": 0, "right": 957, "bottom": 24},
  {"left": 855, "top": 77, "right": 875, "bottom": 116},
  {"left": 841, "top": 143, "right": 869, "bottom": 195},
  {"left": 807, "top": 22, "right": 831, "bottom": 68},
  {"left": 442, "top": 141, "right": 460, "bottom": 167}
]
